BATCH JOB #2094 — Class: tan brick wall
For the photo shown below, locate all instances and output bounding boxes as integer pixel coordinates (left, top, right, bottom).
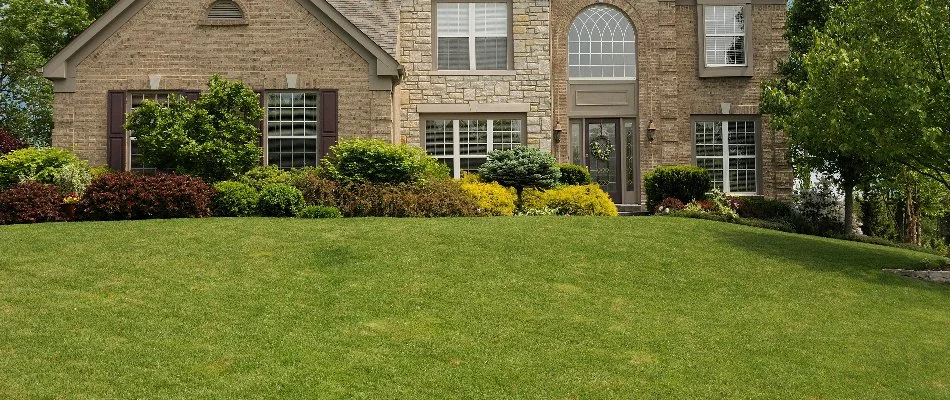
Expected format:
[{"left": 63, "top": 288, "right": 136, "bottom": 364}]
[
  {"left": 397, "top": 0, "right": 553, "bottom": 149},
  {"left": 54, "top": 0, "right": 393, "bottom": 167}
]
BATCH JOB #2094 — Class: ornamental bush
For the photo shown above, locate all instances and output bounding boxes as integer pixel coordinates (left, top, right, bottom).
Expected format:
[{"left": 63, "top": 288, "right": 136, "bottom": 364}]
[
  {"left": 643, "top": 165, "right": 712, "bottom": 212},
  {"left": 297, "top": 205, "right": 343, "bottom": 219},
  {"left": 0, "top": 147, "right": 81, "bottom": 189},
  {"left": 522, "top": 184, "right": 618, "bottom": 216},
  {"left": 238, "top": 165, "right": 294, "bottom": 191},
  {"left": 80, "top": 173, "right": 215, "bottom": 221},
  {"left": 291, "top": 175, "right": 477, "bottom": 217},
  {"left": 212, "top": 181, "right": 259, "bottom": 217},
  {"left": 735, "top": 197, "right": 794, "bottom": 221},
  {"left": 0, "top": 128, "right": 26, "bottom": 155},
  {"left": 320, "top": 139, "right": 450, "bottom": 184},
  {"left": 657, "top": 197, "right": 686, "bottom": 213},
  {"left": 459, "top": 181, "right": 517, "bottom": 216},
  {"left": 557, "top": 163, "right": 593, "bottom": 186},
  {"left": 478, "top": 147, "right": 560, "bottom": 209},
  {"left": 52, "top": 161, "right": 93, "bottom": 196},
  {"left": 258, "top": 183, "right": 305, "bottom": 217},
  {"left": 0, "top": 182, "right": 63, "bottom": 225}
]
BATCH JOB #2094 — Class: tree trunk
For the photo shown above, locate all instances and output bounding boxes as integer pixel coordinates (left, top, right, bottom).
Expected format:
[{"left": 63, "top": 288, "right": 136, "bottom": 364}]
[
  {"left": 843, "top": 183, "right": 855, "bottom": 235},
  {"left": 515, "top": 186, "right": 524, "bottom": 212},
  {"left": 904, "top": 173, "right": 921, "bottom": 245}
]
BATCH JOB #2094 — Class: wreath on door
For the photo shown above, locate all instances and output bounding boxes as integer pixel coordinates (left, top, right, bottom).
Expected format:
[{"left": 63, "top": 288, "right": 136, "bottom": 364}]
[{"left": 589, "top": 135, "right": 615, "bottom": 162}]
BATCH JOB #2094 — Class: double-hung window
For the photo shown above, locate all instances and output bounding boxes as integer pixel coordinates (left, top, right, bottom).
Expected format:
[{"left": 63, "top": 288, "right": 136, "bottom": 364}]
[
  {"left": 694, "top": 119, "right": 758, "bottom": 194},
  {"left": 424, "top": 116, "right": 524, "bottom": 178},
  {"left": 436, "top": 2, "right": 509, "bottom": 70},
  {"left": 697, "top": 2, "right": 752, "bottom": 77},
  {"left": 265, "top": 92, "right": 320, "bottom": 169}
]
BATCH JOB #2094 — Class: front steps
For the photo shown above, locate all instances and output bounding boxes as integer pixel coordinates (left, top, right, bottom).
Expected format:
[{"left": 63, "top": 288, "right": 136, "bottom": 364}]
[{"left": 616, "top": 204, "right": 648, "bottom": 217}]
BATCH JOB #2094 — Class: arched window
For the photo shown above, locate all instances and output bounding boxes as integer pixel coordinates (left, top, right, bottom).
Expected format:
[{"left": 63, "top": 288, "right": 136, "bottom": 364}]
[
  {"left": 207, "top": 0, "right": 245, "bottom": 20},
  {"left": 568, "top": 5, "right": 636, "bottom": 79}
]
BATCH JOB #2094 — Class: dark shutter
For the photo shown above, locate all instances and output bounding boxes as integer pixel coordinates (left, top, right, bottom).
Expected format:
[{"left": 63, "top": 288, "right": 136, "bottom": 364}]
[
  {"left": 183, "top": 90, "right": 200, "bottom": 102},
  {"left": 320, "top": 90, "right": 339, "bottom": 159},
  {"left": 106, "top": 91, "right": 127, "bottom": 171}
]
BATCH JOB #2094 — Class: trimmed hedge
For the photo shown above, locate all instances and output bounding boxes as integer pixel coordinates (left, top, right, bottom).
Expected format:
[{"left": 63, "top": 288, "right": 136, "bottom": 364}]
[
  {"left": 258, "top": 183, "right": 305, "bottom": 217},
  {"left": 297, "top": 205, "right": 343, "bottom": 219},
  {"left": 643, "top": 165, "right": 712, "bottom": 212},
  {"left": 459, "top": 181, "right": 517, "bottom": 216},
  {"left": 320, "top": 139, "right": 450, "bottom": 184},
  {"left": 0, "top": 147, "right": 81, "bottom": 189},
  {"left": 735, "top": 197, "right": 794, "bottom": 220},
  {"left": 213, "top": 181, "right": 259, "bottom": 217},
  {"left": 557, "top": 163, "right": 593, "bottom": 186},
  {"left": 0, "top": 182, "right": 63, "bottom": 225},
  {"left": 80, "top": 173, "right": 215, "bottom": 221},
  {"left": 292, "top": 175, "right": 478, "bottom": 217},
  {"left": 522, "top": 184, "right": 618, "bottom": 216}
]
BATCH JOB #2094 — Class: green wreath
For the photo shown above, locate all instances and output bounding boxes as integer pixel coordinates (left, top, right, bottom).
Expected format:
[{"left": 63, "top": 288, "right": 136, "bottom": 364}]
[{"left": 589, "top": 136, "right": 615, "bottom": 162}]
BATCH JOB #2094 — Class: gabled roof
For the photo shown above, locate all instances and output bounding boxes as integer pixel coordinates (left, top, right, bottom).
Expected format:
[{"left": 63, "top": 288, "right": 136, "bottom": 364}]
[{"left": 43, "top": 0, "right": 401, "bottom": 92}]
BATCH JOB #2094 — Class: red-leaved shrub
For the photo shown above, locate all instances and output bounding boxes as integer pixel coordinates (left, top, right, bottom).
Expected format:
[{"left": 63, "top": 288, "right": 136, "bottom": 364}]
[
  {"left": 0, "top": 182, "right": 63, "bottom": 225},
  {"left": 0, "top": 128, "right": 27, "bottom": 155},
  {"left": 656, "top": 197, "right": 686, "bottom": 213},
  {"left": 80, "top": 172, "right": 215, "bottom": 221}
]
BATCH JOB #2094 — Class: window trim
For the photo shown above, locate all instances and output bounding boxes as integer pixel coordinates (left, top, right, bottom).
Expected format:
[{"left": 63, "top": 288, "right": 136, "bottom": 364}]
[
  {"left": 567, "top": 4, "right": 638, "bottom": 81},
  {"left": 262, "top": 90, "right": 323, "bottom": 170},
  {"left": 432, "top": 0, "right": 515, "bottom": 72},
  {"left": 421, "top": 113, "right": 528, "bottom": 178},
  {"left": 690, "top": 115, "right": 762, "bottom": 195},
  {"left": 696, "top": 0, "right": 753, "bottom": 78}
]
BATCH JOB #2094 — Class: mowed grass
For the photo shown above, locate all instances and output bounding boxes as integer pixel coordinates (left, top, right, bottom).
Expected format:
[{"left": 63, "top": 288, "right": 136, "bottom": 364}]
[{"left": 0, "top": 217, "right": 948, "bottom": 399}]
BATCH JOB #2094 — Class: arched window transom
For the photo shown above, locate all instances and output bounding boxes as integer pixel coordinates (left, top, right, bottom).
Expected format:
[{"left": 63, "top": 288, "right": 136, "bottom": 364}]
[
  {"left": 568, "top": 5, "right": 636, "bottom": 79},
  {"left": 207, "top": 0, "right": 245, "bottom": 20}
]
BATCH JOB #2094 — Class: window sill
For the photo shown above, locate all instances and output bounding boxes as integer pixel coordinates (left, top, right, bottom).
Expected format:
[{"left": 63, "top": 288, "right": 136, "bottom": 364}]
[{"left": 429, "top": 70, "right": 518, "bottom": 76}]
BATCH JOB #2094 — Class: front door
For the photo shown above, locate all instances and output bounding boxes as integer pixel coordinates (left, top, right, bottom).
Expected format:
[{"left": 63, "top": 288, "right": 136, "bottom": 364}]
[{"left": 585, "top": 119, "right": 622, "bottom": 203}]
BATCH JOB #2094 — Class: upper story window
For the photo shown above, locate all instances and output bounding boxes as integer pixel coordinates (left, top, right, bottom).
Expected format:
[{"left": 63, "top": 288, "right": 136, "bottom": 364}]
[
  {"left": 704, "top": 6, "right": 746, "bottom": 66},
  {"left": 435, "top": 2, "right": 510, "bottom": 71},
  {"left": 568, "top": 5, "right": 637, "bottom": 80}
]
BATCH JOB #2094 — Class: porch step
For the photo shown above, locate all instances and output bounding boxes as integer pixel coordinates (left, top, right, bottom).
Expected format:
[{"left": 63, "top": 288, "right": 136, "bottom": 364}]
[{"left": 615, "top": 204, "right": 648, "bottom": 217}]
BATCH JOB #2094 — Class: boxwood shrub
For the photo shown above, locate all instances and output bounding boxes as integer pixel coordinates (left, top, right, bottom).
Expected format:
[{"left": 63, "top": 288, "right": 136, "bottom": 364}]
[
  {"left": 0, "top": 182, "right": 64, "bottom": 225},
  {"left": 320, "top": 139, "right": 450, "bottom": 184},
  {"left": 557, "top": 163, "right": 592, "bottom": 186},
  {"left": 258, "top": 183, "right": 305, "bottom": 217},
  {"left": 80, "top": 173, "right": 215, "bottom": 220},
  {"left": 213, "top": 181, "right": 259, "bottom": 217},
  {"left": 297, "top": 205, "right": 343, "bottom": 219},
  {"left": 643, "top": 165, "right": 712, "bottom": 212}
]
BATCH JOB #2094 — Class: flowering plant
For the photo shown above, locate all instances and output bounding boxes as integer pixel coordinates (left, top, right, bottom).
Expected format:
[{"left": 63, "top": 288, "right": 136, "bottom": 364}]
[{"left": 63, "top": 193, "right": 80, "bottom": 205}]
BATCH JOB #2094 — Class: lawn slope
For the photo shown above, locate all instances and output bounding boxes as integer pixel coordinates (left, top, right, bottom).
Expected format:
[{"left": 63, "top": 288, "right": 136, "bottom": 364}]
[{"left": 1, "top": 217, "right": 948, "bottom": 399}]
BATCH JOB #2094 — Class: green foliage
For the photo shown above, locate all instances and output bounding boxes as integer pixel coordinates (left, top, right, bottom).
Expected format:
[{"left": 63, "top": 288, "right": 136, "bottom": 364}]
[
  {"left": 478, "top": 147, "right": 560, "bottom": 209},
  {"left": 257, "top": 183, "right": 305, "bottom": 217},
  {"left": 0, "top": 147, "right": 81, "bottom": 188},
  {"left": 320, "top": 139, "right": 450, "bottom": 184},
  {"left": 297, "top": 205, "right": 343, "bottom": 219},
  {"left": 125, "top": 74, "right": 263, "bottom": 182},
  {"left": 52, "top": 161, "right": 93, "bottom": 195},
  {"left": 238, "top": 165, "right": 293, "bottom": 191},
  {"left": 522, "top": 185, "right": 618, "bottom": 216},
  {"left": 643, "top": 166, "right": 712, "bottom": 211},
  {"left": 212, "top": 181, "right": 259, "bottom": 217},
  {"left": 736, "top": 197, "right": 794, "bottom": 221},
  {"left": 556, "top": 163, "right": 593, "bottom": 186},
  {"left": 291, "top": 174, "right": 478, "bottom": 217},
  {"left": 459, "top": 181, "right": 517, "bottom": 216}
]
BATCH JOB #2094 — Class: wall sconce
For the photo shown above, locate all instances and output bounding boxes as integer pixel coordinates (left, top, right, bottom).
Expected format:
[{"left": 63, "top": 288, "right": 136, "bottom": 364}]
[
  {"left": 553, "top": 122, "right": 563, "bottom": 144},
  {"left": 646, "top": 120, "right": 657, "bottom": 141}
]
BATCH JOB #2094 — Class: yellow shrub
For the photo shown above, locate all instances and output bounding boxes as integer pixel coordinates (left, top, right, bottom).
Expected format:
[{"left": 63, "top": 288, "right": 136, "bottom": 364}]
[
  {"left": 459, "top": 181, "right": 516, "bottom": 216},
  {"left": 522, "top": 185, "right": 618, "bottom": 216}
]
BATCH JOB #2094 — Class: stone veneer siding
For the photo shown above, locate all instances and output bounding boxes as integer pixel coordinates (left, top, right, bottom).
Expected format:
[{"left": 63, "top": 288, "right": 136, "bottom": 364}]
[
  {"left": 53, "top": 0, "right": 393, "bottom": 167},
  {"left": 550, "top": 0, "right": 793, "bottom": 200},
  {"left": 396, "top": 0, "right": 553, "bottom": 150}
]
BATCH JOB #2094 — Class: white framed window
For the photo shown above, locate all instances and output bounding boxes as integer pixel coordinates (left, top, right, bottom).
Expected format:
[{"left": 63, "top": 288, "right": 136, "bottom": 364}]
[
  {"left": 568, "top": 5, "right": 637, "bottom": 80},
  {"left": 424, "top": 116, "right": 525, "bottom": 178},
  {"left": 436, "top": 2, "right": 509, "bottom": 70},
  {"left": 703, "top": 5, "right": 746, "bottom": 67},
  {"left": 128, "top": 92, "right": 174, "bottom": 172},
  {"left": 694, "top": 119, "right": 757, "bottom": 194},
  {"left": 266, "top": 92, "right": 320, "bottom": 169}
]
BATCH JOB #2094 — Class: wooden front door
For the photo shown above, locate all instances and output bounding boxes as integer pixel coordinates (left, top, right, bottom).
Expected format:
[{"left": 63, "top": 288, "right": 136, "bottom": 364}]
[{"left": 584, "top": 119, "right": 622, "bottom": 203}]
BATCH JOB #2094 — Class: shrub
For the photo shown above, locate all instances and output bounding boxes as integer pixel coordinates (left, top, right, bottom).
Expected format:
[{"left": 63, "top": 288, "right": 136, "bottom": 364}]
[
  {"left": 0, "top": 128, "right": 26, "bottom": 155},
  {"left": 292, "top": 176, "right": 478, "bottom": 217},
  {"left": 793, "top": 180, "right": 844, "bottom": 235},
  {"left": 478, "top": 147, "right": 560, "bottom": 209},
  {"left": 557, "top": 163, "right": 593, "bottom": 186},
  {"left": 459, "top": 181, "right": 517, "bottom": 216},
  {"left": 125, "top": 74, "right": 264, "bottom": 182},
  {"left": 297, "top": 205, "right": 343, "bottom": 219},
  {"left": 735, "top": 197, "right": 795, "bottom": 221},
  {"left": 0, "top": 147, "right": 81, "bottom": 189},
  {"left": 643, "top": 166, "right": 712, "bottom": 211},
  {"left": 320, "top": 138, "right": 450, "bottom": 184},
  {"left": 290, "top": 170, "right": 340, "bottom": 207},
  {"left": 656, "top": 197, "right": 685, "bottom": 213},
  {"left": 522, "top": 184, "right": 618, "bottom": 216},
  {"left": 258, "top": 183, "right": 305, "bottom": 217},
  {"left": 53, "top": 161, "right": 93, "bottom": 196},
  {"left": 80, "top": 173, "right": 215, "bottom": 221},
  {"left": 212, "top": 181, "right": 259, "bottom": 217},
  {"left": 0, "top": 182, "right": 63, "bottom": 225},
  {"left": 239, "top": 165, "right": 293, "bottom": 191},
  {"left": 517, "top": 207, "right": 559, "bottom": 216}
]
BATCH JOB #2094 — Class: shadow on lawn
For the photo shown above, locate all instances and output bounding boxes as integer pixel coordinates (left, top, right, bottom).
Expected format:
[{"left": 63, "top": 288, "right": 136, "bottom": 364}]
[{"left": 719, "top": 227, "right": 950, "bottom": 291}]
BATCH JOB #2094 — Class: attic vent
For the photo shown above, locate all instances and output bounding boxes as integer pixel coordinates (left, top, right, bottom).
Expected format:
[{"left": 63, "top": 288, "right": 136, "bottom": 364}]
[{"left": 207, "top": 1, "right": 244, "bottom": 20}]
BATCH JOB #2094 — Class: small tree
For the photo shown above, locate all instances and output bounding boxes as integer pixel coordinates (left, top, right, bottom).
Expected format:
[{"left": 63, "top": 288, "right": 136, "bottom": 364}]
[
  {"left": 125, "top": 74, "right": 263, "bottom": 182},
  {"left": 478, "top": 147, "right": 560, "bottom": 210}
]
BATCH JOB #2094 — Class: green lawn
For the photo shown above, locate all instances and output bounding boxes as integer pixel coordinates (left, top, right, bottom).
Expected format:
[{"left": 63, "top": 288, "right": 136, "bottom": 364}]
[{"left": 1, "top": 217, "right": 948, "bottom": 399}]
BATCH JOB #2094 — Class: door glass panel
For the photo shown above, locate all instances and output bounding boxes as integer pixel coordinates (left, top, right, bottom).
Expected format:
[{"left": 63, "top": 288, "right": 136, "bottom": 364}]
[
  {"left": 588, "top": 120, "right": 620, "bottom": 202},
  {"left": 570, "top": 120, "right": 583, "bottom": 165},
  {"left": 624, "top": 120, "right": 635, "bottom": 189}
]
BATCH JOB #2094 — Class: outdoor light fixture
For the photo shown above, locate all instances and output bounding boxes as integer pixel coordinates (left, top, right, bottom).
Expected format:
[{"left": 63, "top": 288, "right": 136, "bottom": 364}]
[
  {"left": 646, "top": 120, "right": 657, "bottom": 141},
  {"left": 553, "top": 122, "right": 563, "bottom": 144}
]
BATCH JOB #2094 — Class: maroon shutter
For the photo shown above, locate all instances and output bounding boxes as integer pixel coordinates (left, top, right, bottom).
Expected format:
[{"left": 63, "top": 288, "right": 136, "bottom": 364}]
[
  {"left": 320, "top": 90, "right": 338, "bottom": 159},
  {"left": 183, "top": 90, "right": 200, "bottom": 102},
  {"left": 106, "top": 91, "right": 127, "bottom": 171}
]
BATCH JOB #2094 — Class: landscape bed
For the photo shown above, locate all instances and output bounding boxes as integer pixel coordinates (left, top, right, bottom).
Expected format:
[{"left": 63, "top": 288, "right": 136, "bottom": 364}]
[{"left": 0, "top": 217, "right": 947, "bottom": 398}]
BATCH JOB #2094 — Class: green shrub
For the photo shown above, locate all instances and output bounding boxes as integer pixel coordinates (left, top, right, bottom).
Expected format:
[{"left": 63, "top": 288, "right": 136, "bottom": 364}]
[
  {"left": 258, "top": 183, "right": 305, "bottom": 217},
  {"left": 557, "top": 163, "right": 592, "bottom": 186},
  {"left": 643, "top": 165, "right": 712, "bottom": 211},
  {"left": 52, "top": 161, "right": 93, "bottom": 195},
  {"left": 736, "top": 197, "right": 794, "bottom": 221},
  {"left": 297, "top": 205, "right": 343, "bottom": 219},
  {"left": 459, "top": 181, "right": 516, "bottom": 216},
  {"left": 291, "top": 175, "right": 478, "bottom": 217},
  {"left": 239, "top": 165, "right": 293, "bottom": 191},
  {"left": 213, "top": 181, "right": 259, "bottom": 217},
  {"left": 522, "top": 184, "right": 618, "bottom": 216},
  {"left": 320, "top": 138, "right": 450, "bottom": 184},
  {"left": 0, "top": 147, "right": 81, "bottom": 189},
  {"left": 478, "top": 147, "right": 560, "bottom": 209}
]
